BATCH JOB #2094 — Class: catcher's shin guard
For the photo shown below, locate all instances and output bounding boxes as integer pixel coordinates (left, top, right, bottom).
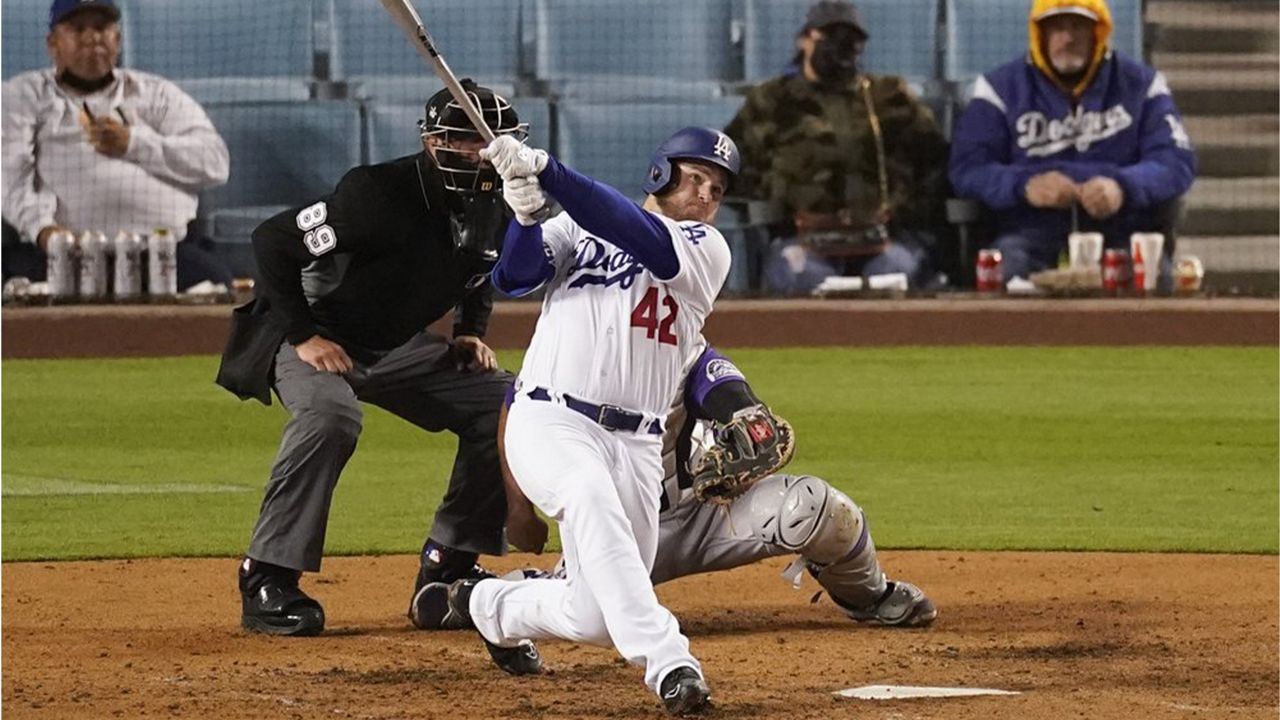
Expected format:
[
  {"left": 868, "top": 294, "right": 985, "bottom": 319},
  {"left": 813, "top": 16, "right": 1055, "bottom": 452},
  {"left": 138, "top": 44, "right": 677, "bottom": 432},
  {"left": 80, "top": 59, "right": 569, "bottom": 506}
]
[{"left": 748, "top": 475, "right": 888, "bottom": 610}]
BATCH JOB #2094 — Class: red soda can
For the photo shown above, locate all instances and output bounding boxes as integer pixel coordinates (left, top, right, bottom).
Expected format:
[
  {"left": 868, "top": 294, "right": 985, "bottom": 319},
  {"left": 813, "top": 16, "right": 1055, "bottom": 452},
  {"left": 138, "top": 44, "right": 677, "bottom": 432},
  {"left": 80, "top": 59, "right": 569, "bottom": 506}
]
[
  {"left": 976, "top": 249, "right": 1003, "bottom": 292},
  {"left": 1102, "top": 249, "right": 1129, "bottom": 293}
]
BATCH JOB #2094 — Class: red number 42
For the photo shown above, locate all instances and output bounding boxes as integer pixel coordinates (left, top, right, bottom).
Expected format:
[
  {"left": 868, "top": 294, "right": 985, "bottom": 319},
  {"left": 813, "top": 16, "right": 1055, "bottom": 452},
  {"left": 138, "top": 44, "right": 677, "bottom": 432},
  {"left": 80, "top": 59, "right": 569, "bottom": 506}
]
[{"left": 630, "top": 286, "right": 679, "bottom": 345}]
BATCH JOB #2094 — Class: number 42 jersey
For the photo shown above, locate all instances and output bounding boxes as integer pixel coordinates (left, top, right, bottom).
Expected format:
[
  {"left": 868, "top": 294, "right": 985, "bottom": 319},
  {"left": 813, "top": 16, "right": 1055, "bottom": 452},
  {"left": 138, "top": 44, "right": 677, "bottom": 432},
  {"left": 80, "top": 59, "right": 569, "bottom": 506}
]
[{"left": 515, "top": 212, "right": 730, "bottom": 417}]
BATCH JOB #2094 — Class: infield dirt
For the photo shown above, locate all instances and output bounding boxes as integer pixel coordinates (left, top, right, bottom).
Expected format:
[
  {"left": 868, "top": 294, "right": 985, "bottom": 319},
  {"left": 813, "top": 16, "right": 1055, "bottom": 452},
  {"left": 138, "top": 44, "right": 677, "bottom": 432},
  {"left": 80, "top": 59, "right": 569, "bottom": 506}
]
[{"left": 3, "top": 551, "right": 1276, "bottom": 719}]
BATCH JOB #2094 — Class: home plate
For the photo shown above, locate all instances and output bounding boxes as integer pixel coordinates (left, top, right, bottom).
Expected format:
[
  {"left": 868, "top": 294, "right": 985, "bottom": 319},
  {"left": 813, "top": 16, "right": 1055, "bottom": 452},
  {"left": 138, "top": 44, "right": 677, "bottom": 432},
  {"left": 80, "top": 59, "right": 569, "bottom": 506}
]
[{"left": 834, "top": 685, "right": 1021, "bottom": 700}]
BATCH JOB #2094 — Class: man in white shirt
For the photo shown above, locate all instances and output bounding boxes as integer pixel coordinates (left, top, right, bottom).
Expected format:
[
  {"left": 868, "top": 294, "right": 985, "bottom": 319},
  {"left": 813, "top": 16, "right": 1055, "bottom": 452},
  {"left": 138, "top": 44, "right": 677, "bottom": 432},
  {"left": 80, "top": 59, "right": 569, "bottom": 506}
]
[{"left": 2, "top": 0, "right": 232, "bottom": 289}]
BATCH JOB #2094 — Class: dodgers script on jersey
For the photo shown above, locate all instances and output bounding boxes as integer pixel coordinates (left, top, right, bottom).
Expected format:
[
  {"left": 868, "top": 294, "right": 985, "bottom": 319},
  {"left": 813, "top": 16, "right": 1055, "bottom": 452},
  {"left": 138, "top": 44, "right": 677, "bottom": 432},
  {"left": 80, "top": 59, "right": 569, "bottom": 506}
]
[{"left": 515, "top": 213, "right": 730, "bottom": 417}]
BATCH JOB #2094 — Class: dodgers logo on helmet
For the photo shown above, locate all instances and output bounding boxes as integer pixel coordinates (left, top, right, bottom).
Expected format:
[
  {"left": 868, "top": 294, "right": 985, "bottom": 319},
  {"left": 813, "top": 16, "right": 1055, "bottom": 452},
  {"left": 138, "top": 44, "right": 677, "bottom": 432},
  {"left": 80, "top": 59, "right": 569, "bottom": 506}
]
[
  {"left": 713, "top": 133, "right": 735, "bottom": 164},
  {"left": 642, "top": 126, "right": 741, "bottom": 195}
]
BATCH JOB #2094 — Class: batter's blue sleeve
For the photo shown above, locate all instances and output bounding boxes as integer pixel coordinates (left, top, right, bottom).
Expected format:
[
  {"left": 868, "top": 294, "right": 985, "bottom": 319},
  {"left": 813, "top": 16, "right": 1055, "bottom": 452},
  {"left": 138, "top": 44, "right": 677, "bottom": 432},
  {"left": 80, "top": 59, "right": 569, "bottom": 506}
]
[
  {"left": 538, "top": 156, "right": 680, "bottom": 280},
  {"left": 492, "top": 220, "right": 554, "bottom": 297}
]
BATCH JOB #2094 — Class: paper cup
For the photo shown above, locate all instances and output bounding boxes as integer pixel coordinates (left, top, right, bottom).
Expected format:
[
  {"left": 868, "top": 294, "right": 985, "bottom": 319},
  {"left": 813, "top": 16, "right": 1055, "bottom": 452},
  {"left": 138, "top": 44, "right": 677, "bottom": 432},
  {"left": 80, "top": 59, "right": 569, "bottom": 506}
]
[
  {"left": 1129, "top": 233, "right": 1165, "bottom": 291},
  {"left": 1068, "top": 232, "right": 1104, "bottom": 269}
]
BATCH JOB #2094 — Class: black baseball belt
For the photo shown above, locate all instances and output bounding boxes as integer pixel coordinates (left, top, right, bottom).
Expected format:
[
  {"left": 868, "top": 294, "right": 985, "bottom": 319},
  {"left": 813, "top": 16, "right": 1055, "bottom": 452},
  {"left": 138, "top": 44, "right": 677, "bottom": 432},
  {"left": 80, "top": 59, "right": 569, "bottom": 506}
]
[{"left": 526, "top": 386, "right": 663, "bottom": 435}]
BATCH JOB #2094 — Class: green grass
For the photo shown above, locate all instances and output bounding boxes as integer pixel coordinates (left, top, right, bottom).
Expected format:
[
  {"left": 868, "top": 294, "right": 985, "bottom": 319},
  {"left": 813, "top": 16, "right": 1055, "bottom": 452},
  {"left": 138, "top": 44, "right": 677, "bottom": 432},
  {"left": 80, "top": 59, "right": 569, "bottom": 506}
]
[{"left": 3, "top": 346, "right": 1276, "bottom": 561}]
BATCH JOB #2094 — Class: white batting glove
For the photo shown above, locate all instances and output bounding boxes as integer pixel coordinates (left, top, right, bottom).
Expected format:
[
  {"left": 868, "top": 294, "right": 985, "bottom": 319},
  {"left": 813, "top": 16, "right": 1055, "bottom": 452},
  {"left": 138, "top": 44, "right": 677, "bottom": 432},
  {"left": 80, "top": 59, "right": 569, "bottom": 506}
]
[
  {"left": 480, "top": 135, "right": 548, "bottom": 181},
  {"left": 503, "top": 175, "right": 548, "bottom": 226}
]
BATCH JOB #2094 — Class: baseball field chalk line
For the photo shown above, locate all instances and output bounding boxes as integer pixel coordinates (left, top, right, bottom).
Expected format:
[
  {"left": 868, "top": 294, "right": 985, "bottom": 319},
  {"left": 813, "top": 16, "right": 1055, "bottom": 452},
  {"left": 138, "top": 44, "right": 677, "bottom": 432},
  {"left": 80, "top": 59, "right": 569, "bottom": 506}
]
[
  {"left": 2, "top": 474, "right": 252, "bottom": 497},
  {"left": 834, "top": 685, "right": 1022, "bottom": 700}
]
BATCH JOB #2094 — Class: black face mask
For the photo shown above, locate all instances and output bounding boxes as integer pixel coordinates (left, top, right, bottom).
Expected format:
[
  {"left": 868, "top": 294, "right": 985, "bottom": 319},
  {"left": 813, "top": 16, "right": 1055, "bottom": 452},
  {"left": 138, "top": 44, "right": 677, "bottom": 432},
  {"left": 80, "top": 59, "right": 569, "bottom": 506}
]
[
  {"left": 449, "top": 190, "right": 506, "bottom": 266},
  {"left": 810, "top": 25, "right": 864, "bottom": 84}
]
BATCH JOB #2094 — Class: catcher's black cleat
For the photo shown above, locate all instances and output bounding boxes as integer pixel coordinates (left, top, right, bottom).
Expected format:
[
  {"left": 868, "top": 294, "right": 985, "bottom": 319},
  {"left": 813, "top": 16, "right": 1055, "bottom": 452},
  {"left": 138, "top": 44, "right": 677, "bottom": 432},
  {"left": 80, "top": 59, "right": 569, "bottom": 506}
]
[
  {"left": 410, "top": 580, "right": 473, "bottom": 631},
  {"left": 239, "top": 559, "right": 324, "bottom": 637},
  {"left": 660, "top": 666, "right": 712, "bottom": 716},
  {"left": 837, "top": 581, "right": 937, "bottom": 628},
  {"left": 407, "top": 540, "right": 495, "bottom": 629},
  {"left": 413, "top": 578, "right": 544, "bottom": 676}
]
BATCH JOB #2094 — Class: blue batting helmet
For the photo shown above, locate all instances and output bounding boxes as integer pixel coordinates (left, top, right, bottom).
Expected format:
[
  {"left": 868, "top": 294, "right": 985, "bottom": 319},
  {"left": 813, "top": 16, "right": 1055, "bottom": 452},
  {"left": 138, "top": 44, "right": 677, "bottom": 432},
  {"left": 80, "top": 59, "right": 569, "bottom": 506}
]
[{"left": 641, "top": 127, "right": 741, "bottom": 195}]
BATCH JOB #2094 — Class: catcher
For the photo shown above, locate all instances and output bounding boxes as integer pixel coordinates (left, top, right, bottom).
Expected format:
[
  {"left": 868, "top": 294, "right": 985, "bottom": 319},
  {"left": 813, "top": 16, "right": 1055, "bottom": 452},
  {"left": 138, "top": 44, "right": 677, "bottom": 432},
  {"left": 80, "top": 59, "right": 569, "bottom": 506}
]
[
  {"left": 415, "top": 343, "right": 935, "bottom": 631},
  {"left": 651, "top": 344, "right": 936, "bottom": 626}
]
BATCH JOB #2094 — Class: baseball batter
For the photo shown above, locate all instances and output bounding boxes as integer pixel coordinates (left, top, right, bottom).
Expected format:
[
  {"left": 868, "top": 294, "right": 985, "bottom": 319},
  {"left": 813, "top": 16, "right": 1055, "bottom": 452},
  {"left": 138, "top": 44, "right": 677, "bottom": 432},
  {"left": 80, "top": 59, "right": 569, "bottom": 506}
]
[{"left": 412, "top": 127, "right": 739, "bottom": 715}]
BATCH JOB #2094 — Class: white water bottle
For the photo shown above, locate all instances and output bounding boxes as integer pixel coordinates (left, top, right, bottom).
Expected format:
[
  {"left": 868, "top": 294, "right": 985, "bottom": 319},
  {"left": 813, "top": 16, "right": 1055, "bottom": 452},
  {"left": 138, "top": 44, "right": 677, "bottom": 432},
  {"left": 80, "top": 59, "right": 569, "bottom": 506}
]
[
  {"left": 77, "top": 230, "right": 110, "bottom": 301},
  {"left": 45, "top": 230, "right": 77, "bottom": 300},
  {"left": 112, "top": 231, "right": 144, "bottom": 300},
  {"left": 147, "top": 228, "right": 177, "bottom": 299}
]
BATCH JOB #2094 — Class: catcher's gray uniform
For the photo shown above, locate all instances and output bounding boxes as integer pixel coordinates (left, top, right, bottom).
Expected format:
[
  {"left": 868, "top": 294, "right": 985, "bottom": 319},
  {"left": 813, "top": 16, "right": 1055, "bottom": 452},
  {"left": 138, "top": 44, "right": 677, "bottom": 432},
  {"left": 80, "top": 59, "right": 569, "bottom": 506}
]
[{"left": 648, "top": 347, "right": 935, "bottom": 624}]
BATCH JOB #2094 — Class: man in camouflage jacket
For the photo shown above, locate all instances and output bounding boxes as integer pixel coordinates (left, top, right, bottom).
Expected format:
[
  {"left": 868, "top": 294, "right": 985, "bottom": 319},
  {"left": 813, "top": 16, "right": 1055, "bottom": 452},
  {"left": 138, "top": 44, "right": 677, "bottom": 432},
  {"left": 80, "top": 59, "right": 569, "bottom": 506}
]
[{"left": 725, "top": 0, "right": 948, "bottom": 293}]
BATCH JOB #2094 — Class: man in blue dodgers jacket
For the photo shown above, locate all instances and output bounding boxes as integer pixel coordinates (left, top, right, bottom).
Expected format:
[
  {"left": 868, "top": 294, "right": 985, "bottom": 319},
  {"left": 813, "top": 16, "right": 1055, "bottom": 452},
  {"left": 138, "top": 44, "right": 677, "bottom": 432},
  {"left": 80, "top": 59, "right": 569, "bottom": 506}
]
[{"left": 948, "top": 0, "right": 1197, "bottom": 282}]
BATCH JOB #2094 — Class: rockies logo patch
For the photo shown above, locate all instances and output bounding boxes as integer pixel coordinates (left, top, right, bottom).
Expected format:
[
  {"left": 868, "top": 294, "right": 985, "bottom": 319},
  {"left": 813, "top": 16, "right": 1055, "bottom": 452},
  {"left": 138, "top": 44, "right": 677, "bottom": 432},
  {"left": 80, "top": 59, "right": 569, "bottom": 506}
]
[{"left": 705, "top": 358, "right": 743, "bottom": 383}]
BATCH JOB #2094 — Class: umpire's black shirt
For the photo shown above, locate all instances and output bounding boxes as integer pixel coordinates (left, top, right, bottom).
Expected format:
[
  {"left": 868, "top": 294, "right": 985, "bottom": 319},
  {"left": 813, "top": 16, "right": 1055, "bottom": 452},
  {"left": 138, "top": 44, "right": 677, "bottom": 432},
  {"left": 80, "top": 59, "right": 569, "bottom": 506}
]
[{"left": 252, "top": 154, "right": 506, "bottom": 356}]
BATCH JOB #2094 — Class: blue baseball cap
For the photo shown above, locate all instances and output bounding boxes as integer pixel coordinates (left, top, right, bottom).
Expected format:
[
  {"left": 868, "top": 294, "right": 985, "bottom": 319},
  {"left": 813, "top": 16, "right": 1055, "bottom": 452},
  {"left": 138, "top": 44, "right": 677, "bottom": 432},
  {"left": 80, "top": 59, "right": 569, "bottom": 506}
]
[{"left": 49, "top": 0, "right": 120, "bottom": 30}]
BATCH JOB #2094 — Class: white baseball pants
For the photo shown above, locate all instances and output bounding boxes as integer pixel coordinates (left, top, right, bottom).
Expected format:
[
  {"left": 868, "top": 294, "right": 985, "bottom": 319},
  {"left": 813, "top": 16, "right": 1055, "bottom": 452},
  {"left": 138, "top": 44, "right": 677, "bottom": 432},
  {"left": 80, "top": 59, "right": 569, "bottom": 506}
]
[{"left": 470, "top": 398, "right": 700, "bottom": 693}]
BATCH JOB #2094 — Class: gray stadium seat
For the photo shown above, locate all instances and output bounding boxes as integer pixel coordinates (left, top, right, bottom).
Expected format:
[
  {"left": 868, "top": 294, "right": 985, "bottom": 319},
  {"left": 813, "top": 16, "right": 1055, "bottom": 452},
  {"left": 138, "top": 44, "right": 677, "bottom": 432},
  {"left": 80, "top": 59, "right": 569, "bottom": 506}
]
[
  {"left": 556, "top": 99, "right": 745, "bottom": 198},
  {"left": 202, "top": 100, "right": 362, "bottom": 208},
  {"left": 201, "top": 100, "right": 362, "bottom": 277},
  {"left": 329, "top": 0, "right": 524, "bottom": 101},
  {"left": 742, "top": 0, "right": 940, "bottom": 83},
  {"left": 366, "top": 96, "right": 551, "bottom": 164},
  {"left": 125, "top": 0, "right": 315, "bottom": 101},
  {"left": 945, "top": 0, "right": 1143, "bottom": 83},
  {"left": 2, "top": 0, "right": 56, "bottom": 80},
  {"left": 177, "top": 78, "right": 311, "bottom": 104},
  {"left": 533, "top": 0, "right": 735, "bottom": 100},
  {"left": 343, "top": 76, "right": 517, "bottom": 104}
]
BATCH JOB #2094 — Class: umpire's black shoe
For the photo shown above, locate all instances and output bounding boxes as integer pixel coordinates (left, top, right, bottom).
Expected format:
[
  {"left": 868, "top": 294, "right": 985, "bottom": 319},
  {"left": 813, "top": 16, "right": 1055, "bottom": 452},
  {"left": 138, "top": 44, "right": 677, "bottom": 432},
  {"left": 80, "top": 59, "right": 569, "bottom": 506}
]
[
  {"left": 413, "top": 578, "right": 544, "bottom": 676},
  {"left": 660, "top": 666, "right": 712, "bottom": 716},
  {"left": 239, "top": 558, "right": 325, "bottom": 637}
]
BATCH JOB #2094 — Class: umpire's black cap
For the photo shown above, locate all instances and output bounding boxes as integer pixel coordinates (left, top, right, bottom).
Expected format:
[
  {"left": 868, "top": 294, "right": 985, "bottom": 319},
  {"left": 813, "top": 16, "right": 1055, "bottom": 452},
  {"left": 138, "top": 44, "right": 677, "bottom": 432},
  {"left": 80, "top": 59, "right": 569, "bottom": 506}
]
[{"left": 422, "top": 79, "right": 525, "bottom": 139}]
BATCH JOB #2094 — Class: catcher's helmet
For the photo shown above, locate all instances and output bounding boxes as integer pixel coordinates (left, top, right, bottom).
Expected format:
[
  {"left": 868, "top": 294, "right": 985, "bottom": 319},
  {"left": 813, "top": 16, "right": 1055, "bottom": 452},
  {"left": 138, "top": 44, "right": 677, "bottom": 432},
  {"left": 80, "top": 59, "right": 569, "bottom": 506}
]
[
  {"left": 641, "top": 126, "right": 740, "bottom": 195},
  {"left": 420, "top": 79, "right": 528, "bottom": 193}
]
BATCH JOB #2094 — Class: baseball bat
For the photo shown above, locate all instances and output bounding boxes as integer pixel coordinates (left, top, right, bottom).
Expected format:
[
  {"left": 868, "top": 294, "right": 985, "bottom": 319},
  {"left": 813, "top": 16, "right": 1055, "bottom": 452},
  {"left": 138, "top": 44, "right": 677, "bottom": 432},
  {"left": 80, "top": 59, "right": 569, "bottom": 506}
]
[{"left": 378, "top": 0, "right": 496, "bottom": 142}]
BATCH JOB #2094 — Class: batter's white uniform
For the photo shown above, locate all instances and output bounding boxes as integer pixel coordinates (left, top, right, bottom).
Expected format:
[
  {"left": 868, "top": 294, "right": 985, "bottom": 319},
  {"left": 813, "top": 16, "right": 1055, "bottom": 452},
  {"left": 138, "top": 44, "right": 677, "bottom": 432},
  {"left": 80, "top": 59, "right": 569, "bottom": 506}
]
[{"left": 471, "top": 211, "right": 730, "bottom": 693}]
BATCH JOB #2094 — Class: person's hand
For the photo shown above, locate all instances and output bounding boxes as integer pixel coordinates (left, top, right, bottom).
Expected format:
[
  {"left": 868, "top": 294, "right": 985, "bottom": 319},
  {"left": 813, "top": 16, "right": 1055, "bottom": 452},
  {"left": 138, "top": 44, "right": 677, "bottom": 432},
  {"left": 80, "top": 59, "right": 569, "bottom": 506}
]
[
  {"left": 85, "top": 117, "right": 130, "bottom": 158},
  {"left": 453, "top": 335, "right": 497, "bottom": 372},
  {"left": 295, "top": 335, "right": 354, "bottom": 374},
  {"left": 506, "top": 500, "right": 549, "bottom": 554},
  {"left": 35, "top": 225, "right": 71, "bottom": 252},
  {"left": 480, "top": 135, "right": 547, "bottom": 181},
  {"left": 1078, "top": 176, "right": 1124, "bottom": 219},
  {"left": 1024, "top": 171, "right": 1078, "bottom": 209},
  {"left": 503, "top": 176, "right": 547, "bottom": 226}
]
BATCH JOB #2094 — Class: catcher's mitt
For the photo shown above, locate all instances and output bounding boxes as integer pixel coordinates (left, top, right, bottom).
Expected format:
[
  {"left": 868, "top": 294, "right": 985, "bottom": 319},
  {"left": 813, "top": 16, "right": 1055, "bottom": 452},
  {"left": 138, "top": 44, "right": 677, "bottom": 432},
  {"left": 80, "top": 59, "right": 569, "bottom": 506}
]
[{"left": 689, "top": 405, "right": 795, "bottom": 505}]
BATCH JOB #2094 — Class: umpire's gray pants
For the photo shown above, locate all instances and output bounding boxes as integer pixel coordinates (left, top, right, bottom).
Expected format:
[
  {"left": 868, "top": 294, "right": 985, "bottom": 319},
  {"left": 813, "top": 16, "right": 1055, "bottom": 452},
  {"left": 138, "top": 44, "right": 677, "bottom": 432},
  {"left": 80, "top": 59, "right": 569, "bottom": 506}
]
[{"left": 247, "top": 331, "right": 512, "bottom": 572}]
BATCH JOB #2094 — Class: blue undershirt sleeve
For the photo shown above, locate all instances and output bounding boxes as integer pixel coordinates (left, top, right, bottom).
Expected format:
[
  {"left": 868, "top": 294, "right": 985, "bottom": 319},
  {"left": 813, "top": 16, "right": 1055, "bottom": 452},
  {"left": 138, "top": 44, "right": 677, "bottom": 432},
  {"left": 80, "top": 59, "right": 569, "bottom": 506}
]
[
  {"left": 491, "top": 220, "right": 554, "bottom": 297},
  {"left": 538, "top": 156, "right": 680, "bottom": 280}
]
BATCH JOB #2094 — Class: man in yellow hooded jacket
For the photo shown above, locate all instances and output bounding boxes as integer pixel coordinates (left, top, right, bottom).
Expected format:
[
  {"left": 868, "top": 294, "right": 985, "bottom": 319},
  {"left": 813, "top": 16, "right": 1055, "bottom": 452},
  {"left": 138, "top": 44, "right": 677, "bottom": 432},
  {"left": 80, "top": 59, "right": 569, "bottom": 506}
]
[{"left": 948, "top": 0, "right": 1197, "bottom": 283}]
